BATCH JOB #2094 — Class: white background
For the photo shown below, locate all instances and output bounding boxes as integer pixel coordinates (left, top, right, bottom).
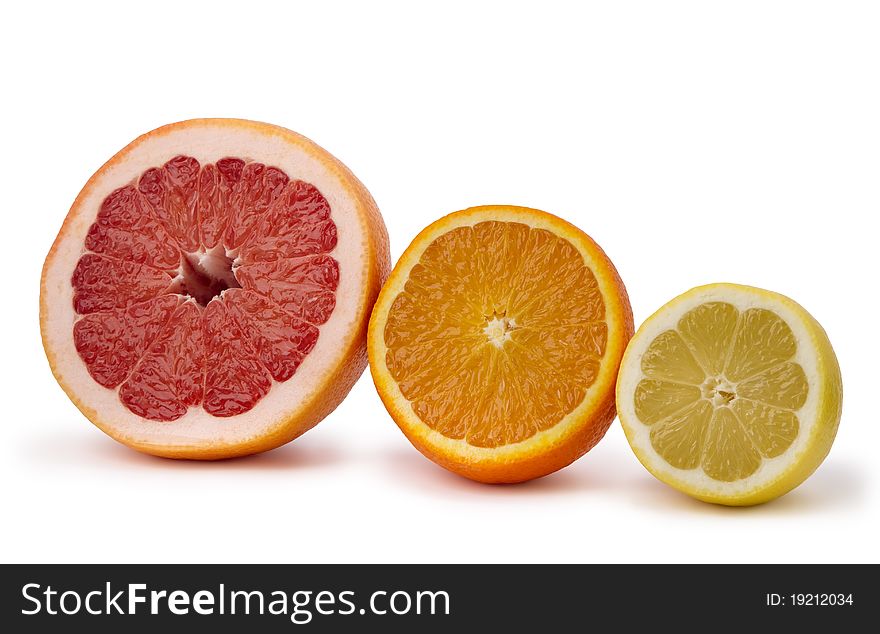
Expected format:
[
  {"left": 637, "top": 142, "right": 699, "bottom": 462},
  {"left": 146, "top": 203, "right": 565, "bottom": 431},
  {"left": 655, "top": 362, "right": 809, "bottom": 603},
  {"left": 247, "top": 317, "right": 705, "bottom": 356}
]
[{"left": 2, "top": 1, "right": 877, "bottom": 564}]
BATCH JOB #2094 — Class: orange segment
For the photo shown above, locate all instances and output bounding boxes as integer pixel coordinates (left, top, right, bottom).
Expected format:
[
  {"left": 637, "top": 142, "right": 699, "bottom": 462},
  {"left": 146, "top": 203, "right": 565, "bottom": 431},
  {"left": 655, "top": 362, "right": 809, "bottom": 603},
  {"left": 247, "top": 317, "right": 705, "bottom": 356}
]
[{"left": 368, "top": 206, "right": 633, "bottom": 483}]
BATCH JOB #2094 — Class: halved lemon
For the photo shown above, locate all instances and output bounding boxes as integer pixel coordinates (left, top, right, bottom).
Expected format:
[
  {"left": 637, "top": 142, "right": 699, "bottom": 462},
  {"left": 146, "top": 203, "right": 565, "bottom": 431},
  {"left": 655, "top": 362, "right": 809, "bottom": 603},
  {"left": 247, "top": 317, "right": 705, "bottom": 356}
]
[
  {"left": 616, "top": 283, "right": 842, "bottom": 505},
  {"left": 368, "top": 206, "right": 633, "bottom": 483}
]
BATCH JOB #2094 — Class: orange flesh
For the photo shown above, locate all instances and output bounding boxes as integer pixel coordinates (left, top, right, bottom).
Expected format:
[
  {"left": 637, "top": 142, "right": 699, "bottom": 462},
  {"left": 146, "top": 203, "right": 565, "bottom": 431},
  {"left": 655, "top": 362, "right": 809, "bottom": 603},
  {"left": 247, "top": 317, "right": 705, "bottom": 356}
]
[{"left": 383, "top": 221, "right": 607, "bottom": 448}]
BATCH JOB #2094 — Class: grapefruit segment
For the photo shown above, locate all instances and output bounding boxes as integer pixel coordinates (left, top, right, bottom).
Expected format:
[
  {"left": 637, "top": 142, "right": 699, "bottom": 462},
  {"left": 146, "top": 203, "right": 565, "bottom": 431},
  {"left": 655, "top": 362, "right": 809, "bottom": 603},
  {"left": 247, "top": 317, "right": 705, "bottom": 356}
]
[
  {"left": 225, "top": 289, "right": 319, "bottom": 382},
  {"left": 73, "top": 295, "right": 180, "bottom": 388},
  {"left": 202, "top": 299, "right": 273, "bottom": 418},
  {"left": 85, "top": 185, "right": 181, "bottom": 269},
  {"left": 236, "top": 257, "right": 339, "bottom": 324},
  {"left": 71, "top": 254, "right": 174, "bottom": 314},
  {"left": 138, "top": 156, "right": 201, "bottom": 252},
  {"left": 239, "top": 180, "right": 337, "bottom": 264},
  {"left": 42, "top": 119, "right": 389, "bottom": 459},
  {"left": 119, "top": 302, "right": 205, "bottom": 422},
  {"left": 198, "top": 158, "right": 245, "bottom": 249},
  {"left": 224, "top": 162, "right": 289, "bottom": 251}
]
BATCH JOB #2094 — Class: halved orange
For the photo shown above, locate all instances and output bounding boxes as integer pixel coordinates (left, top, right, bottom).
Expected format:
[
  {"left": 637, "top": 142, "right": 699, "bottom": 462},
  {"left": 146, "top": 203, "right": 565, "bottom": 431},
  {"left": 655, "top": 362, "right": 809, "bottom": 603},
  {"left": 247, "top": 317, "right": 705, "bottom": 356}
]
[
  {"left": 41, "top": 119, "right": 389, "bottom": 459},
  {"left": 368, "top": 206, "right": 633, "bottom": 483}
]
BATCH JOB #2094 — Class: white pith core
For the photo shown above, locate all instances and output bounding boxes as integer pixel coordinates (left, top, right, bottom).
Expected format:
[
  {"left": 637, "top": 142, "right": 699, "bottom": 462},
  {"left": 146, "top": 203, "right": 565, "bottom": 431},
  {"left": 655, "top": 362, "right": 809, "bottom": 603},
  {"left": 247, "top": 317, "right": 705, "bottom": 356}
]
[
  {"left": 171, "top": 245, "right": 241, "bottom": 306},
  {"left": 483, "top": 313, "right": 518, "bottom": 348},
  {"left": 701, "top": 376, "right": 737, "bottom": 407}
]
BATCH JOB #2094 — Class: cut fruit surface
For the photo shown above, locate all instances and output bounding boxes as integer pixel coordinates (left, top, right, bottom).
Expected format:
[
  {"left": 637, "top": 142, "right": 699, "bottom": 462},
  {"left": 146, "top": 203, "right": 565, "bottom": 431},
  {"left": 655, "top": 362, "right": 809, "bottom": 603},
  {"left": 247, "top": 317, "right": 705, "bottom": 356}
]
[
  {"left": 368, "top": 206, "right": 633, "bottom": 483},
  {"left": 42, "top": 119, "right": 390, "bottom": 459},
  {"left": 617, "top": 284, "right": 842, "bottom": 505}
]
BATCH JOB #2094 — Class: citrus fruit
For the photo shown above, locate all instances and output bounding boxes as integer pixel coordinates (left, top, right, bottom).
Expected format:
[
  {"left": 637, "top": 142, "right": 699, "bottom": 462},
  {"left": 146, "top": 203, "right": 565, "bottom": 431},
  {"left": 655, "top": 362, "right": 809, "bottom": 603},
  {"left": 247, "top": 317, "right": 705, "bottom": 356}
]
[
  {"left": 41, "top": 119, "right": 389, "bottom": 459},
  {"left": 616, "top": 283, "right": 842, "bottom": 505},
  {"left": 368, "top": 205, "right": 633, "bottom": 483}
]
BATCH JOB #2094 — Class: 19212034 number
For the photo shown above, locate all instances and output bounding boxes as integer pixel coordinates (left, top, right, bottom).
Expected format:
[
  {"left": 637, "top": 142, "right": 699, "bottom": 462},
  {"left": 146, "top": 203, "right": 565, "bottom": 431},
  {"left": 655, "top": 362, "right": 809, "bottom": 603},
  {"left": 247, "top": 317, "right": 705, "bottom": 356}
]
[
  {"left": 767, "top": 593, "right": 854, "bottom": 607},
  {"left": 792, "top": 594, "right": 853, "bottom": 606}
]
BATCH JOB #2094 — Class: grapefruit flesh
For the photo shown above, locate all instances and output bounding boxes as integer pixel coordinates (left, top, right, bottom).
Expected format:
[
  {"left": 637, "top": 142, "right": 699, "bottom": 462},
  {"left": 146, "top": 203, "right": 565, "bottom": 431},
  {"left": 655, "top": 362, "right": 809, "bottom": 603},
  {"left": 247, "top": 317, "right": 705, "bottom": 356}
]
[
  {"left": 72, "top": 156, "right": 338, "bottom": 420},
  {"left": 42, "top": 120, "right": 389, "bottom": 458}
]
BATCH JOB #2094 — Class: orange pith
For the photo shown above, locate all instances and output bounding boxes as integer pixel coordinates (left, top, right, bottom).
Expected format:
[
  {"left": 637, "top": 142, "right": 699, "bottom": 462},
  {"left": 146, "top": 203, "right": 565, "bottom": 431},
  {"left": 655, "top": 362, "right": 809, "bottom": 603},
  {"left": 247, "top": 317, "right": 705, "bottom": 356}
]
[{"left": 369, "top": 206, "right": 633, "bottom": 483}]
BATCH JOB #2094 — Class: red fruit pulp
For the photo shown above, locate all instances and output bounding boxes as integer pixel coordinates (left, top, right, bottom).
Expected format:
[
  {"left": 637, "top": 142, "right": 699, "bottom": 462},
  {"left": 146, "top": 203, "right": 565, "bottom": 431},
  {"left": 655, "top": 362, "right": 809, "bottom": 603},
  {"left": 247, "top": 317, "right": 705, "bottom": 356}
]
[{"left": 71, "top": 155, "right": 339, "bottom": 421}]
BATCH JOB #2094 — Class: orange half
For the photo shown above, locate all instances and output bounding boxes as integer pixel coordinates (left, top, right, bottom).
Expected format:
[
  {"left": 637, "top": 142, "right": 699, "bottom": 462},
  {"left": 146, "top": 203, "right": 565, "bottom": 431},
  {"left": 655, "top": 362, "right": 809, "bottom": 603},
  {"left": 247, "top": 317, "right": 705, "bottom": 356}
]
[{"left": 368, "top": 206, "right": 633, "bottom": 483}]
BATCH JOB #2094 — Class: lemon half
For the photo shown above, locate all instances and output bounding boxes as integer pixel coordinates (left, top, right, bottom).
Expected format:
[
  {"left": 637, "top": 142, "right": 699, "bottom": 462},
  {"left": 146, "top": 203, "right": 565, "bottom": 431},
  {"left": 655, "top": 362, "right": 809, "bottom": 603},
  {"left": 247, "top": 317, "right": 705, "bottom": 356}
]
[{"left": 616, "top": 283, "right": 842, "bottom": 505}]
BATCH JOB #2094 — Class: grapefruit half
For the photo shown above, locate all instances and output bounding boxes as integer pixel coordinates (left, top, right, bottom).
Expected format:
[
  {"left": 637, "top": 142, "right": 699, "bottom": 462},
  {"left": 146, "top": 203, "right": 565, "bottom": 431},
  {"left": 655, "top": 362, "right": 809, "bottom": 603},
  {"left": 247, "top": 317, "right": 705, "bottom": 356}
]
[{"left": 41, "top": 119, "right": 389, "bottom": 459}]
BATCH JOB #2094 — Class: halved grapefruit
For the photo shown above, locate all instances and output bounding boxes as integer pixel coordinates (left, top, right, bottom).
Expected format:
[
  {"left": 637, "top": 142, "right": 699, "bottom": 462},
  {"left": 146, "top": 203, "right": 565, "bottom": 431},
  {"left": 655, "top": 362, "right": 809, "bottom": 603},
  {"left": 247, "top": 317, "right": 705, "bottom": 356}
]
[{"left": 41, "top": 119, "right": 389, "bottom": 459}]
